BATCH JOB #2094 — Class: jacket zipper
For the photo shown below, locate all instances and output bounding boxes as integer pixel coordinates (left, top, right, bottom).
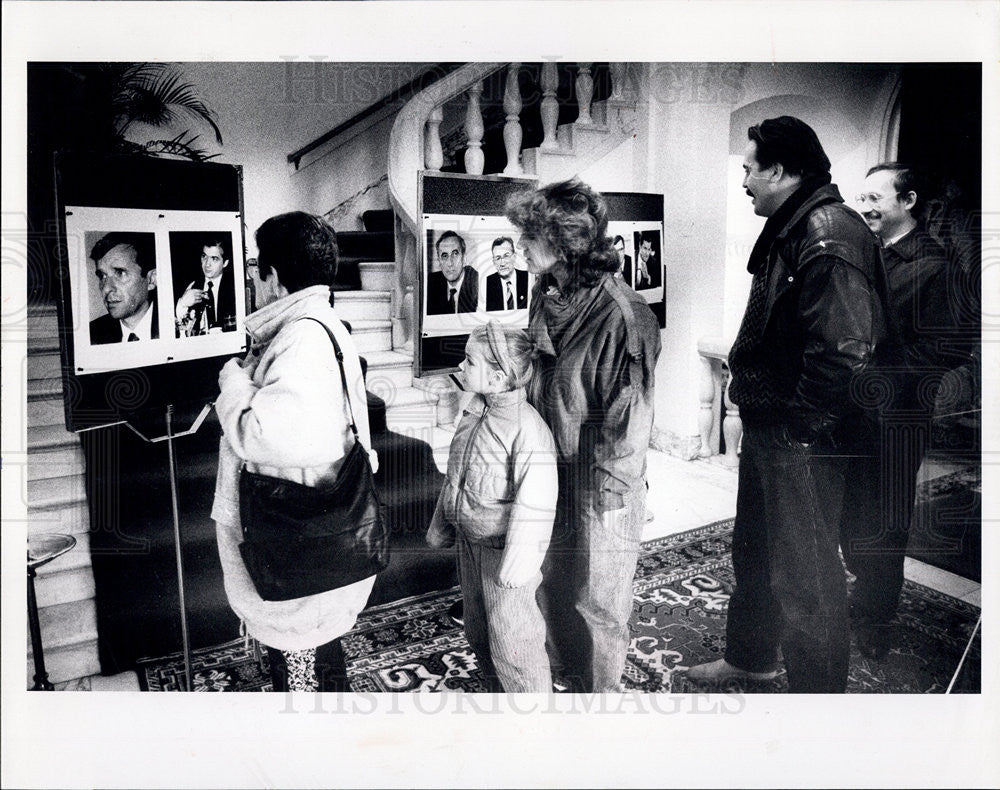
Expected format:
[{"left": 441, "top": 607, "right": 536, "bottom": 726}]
[{"left": 454, "top": 405, "right": 490, "bottom": 518}]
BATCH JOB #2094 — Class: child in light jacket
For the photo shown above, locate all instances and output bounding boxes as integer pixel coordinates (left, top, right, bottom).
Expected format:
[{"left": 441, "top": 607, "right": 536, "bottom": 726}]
[{"left": 427, "top": 321, "right": 558, "bottom": 692}]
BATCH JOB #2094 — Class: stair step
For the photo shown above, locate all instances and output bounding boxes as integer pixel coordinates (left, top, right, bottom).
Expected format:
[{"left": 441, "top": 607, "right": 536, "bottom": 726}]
[
  {"left": 522, "top": 145, "right": 575, "bottom": 177},
  {"left": 27, "top": 475, "right": 86, "bottom": 511},
  {"left": 27, "top": 597, "right": 101, "bottom": 685},
  {"left": 28, "top": 445, "right": 85, "bottom": 482},
  {"left": 385, "top": 390, "right": 440, "bottom": 435},
  {"left": 29, "top": 597, "right": 98, "bottom": 652},
  {"left": 34, "top": 564, "right": 96, "bottom": 609},
  {"left": 556, "top": 121, "right": 612, "bottom": 150},
  {"left": 28, "top": 423, "right": 80, "bottom": 453},
  {"left": 28, "top": 304, "right": 59, "bottom": 338},
  {"left": 29, "top": 500, "right": 91, "bottom": 536},
  {"left": 34, "top": 531, "right": 92, "bottom": 575},
  {"left": 27, "top": 379, "right": 63, "bottom": 402},
  {"left": 363, "top": 349, "right": 414, "bottom": 390},
  {"left": 27, "top": 335, "right": 61, "bottom": 355},
  {"left": 26, "top": 638, "right": 101, "bottom": 687},
  {"left": 27, "top": 350, "right": 62, "bottom": 381},
  {"left": 335, "top": 290, "right": 392, "bottom": 322},
  {"left": 358, "top": 261, "right": 395, "bottom": 292},
  {"left": 347, "top": 319, "right": 392, "bottom": 353},
  {"left": 27, "top": 396, "right": 67, "bottom": 428}
]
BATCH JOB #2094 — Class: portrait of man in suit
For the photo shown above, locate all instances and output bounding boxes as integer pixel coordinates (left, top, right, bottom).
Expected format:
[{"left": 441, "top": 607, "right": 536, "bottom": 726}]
[
  {"left": 88, "top": 232, "right": 159, "bottom": 345},
  {"left": 633, "top": 230, "right": 662, "bottom": 289},
  {"left": 174, "top": 234, "right": 237, "bottom": 336},
  {"left": 484, "top": 236, "right": 528, "bottom": 312},
  {"left": 613, "top": 234, "right": 632, "bottom": 285},
  {"left": 426, "top": 230, "right": 478, "bottom": 314}
]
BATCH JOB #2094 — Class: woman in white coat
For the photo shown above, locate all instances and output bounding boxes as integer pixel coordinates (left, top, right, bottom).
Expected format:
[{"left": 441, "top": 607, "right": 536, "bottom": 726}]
[{"left": 212, "top": 212, "right": 377, "bottom": 692}]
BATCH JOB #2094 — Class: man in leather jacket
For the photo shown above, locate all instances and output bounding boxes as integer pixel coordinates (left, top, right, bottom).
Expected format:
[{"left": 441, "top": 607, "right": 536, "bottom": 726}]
[{"left": 687, "top": 116, "right": 887, "bottom": 692}]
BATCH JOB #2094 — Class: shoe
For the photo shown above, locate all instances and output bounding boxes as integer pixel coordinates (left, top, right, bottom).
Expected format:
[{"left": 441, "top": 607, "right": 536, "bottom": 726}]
[
  {"left": 685, "top": 658, "right": 777, "bottom": 683},
  {"left": 447, "top": 599, "right": 464, "bottom": 627},
  {"left": 855, "top": 621, "right": 891, "bottom": 660}
]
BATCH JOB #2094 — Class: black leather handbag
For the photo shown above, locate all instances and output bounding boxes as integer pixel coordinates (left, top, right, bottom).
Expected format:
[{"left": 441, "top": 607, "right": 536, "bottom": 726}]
[{"left": 238, "top": 318, "right": 389, "bottom": 602}]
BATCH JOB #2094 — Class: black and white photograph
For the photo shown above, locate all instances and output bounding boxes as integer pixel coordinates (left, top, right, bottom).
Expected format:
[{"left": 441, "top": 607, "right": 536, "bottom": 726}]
[
  {"left": 4, "top": 3, "right": 998, "bottom": 789},
  {"left": 632, "top": 227, "right": 662, "bottom": 291},
  {"left": 85, "top": 229, "right": 160, "bottom": 346},
  {"left": 422, "top": 215, "right": 530, "bottom": 336},
  {"left": 64, "top": 206, "right": 246, "bottom": 375},
  {"left": 169, "top": 231, "right": 240, "bottom": 337}
]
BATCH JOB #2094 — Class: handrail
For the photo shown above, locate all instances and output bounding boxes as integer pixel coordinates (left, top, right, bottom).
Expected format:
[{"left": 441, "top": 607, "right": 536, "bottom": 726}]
[
  {"left": 288, "top": 65, "right": 462, "bottom": 170},
  {"left": 388, "top": 62, "right": 505, "bottom": 233}
]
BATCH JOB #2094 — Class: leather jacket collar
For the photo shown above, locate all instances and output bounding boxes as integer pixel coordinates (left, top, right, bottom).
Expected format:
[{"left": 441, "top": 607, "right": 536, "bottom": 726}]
[{"left": 774, "top": 183, "right": 845, "bottom": 242}]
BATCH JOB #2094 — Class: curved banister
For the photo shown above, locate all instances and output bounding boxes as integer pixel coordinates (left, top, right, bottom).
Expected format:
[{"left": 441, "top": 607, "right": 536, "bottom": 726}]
[{"left": 388, "top": 62, "right": 505, "bottom": 232}]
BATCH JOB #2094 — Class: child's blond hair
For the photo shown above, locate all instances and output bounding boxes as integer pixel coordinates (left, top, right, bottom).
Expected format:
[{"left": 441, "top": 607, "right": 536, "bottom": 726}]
[{"left": 468, "top": 321, "right": 537, "bottom": 390}]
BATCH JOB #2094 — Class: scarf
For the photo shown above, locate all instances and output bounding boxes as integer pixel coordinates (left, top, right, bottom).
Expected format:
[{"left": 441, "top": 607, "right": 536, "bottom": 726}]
[{"left": 746, "top": 173, "right": 832, "bottom": 274}]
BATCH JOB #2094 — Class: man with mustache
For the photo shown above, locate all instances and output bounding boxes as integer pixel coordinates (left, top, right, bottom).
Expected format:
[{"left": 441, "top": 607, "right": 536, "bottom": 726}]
[
  {"left": 89, "top": 232, "right": 158, "bottom": 345},
  {"left": 686, "top": 116, "right": 887, "bottom": 692}
]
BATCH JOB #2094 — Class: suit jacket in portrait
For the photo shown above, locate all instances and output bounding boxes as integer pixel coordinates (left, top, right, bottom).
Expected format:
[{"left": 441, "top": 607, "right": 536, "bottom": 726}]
[
  {"left": 427, "top": 266, "right": 479, "bottom": 314},
  {"left": 205, "top": 266, "right": 238, "bottom": 331},
  {"left": 620, "top": 253, "right": 632, "bottom": 286},
  {"left": 484, "top": 269, "right": 528, "bottom": 311},
  {"left": 634, "top": 254, "right": 661, "bottom": 289},
  {"left": 89, "top": 299, "right": 159, "bottom": 345}
]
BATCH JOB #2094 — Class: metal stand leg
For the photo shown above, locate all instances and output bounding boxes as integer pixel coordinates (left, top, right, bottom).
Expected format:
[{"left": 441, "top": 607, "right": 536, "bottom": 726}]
[
  {"left": 28, "top": 566, "right": 54, "bottom": 691},
  {"left": 165, "top": 405, "right": 193, "bottom": 691}
]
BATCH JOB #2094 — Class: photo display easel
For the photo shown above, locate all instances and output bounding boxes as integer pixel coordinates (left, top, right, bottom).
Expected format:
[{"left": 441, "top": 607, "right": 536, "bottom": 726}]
[
  {"left": 417, "top": 171, "right": 665, "bottom": 377},
  {"left": 52, "top": 154, "right": 248, "bottom": 689}
]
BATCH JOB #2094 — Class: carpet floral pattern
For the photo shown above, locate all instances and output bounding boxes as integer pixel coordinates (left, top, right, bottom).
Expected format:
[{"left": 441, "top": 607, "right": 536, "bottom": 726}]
[{"left": 137, "top": 518, "right": 980, "bottom": 693}]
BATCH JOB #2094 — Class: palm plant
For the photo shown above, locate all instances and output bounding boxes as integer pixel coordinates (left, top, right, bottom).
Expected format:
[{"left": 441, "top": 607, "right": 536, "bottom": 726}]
[{"left": 68, "top": 62, "right": 223, "bottom": 160}]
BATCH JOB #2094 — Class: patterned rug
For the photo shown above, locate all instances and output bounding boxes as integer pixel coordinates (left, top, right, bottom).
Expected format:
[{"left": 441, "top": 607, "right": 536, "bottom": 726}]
[
  {"left": 906, "top": 465, "right": 981, "bottom": 582},
  {"left": 137, "top": 518, "right": 981, "bottom": 693}
]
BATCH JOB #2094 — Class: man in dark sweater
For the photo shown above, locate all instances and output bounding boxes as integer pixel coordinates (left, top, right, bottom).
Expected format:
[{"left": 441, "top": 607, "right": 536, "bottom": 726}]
[
  {"left": 840, "top": 163, "right": 963, "bottom": 658},
  {"left": 687, "top": 116, "right": 887, "bottom": 692}
]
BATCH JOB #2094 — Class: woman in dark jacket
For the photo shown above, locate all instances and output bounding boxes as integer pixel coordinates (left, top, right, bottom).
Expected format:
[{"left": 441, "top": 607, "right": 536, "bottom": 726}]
[{"left": 506, "top": 179, "right": 662, "bottom": 692}]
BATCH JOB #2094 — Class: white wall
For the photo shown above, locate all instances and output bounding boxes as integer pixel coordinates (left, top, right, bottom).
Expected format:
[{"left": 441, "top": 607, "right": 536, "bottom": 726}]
[{"left": 126, "top": 62, "right": 430, "bottom": 253}]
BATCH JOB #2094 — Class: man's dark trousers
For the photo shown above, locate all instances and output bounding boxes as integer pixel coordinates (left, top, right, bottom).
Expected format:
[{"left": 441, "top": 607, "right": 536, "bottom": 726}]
[{"left": 724, "top": 424, "right": 851, "bottom": 693}]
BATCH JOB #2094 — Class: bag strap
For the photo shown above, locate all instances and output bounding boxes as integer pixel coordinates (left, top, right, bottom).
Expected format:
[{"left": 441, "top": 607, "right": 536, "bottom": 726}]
[
  {"left": 299, "top": 317, "right": 362, "bottom": 443},
  {"left": 600, "top": 276, "right": 645, "bottom": 383}
]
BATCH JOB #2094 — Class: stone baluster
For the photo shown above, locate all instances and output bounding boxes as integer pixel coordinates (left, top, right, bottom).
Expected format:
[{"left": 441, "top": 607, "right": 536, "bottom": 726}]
[
  {"left": 540, "top": 62, "right": 559, "bottom": 151},
  {"left": 609, "top": 63, "right": 627, "bottom": 100},
  {"left": 464, "top": 81, "right": 485, "bottom": 175},
  {"left": 502, "top": 63, "right": 523, "bottom": 175},
  {"left": 698, "top": 356, "right": 721, "bottom": 458},
  {"left": 722, "top": 371, "right": 743, "bottom": 467},
  {"left": 424, "top": 105, "right": 444, "bottom": 171},
  {"left": 575, "top": 63, "right": 594, "bottom": 124}
]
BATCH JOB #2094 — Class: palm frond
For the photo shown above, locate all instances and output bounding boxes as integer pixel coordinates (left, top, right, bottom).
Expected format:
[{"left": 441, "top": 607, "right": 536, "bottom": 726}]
[
  {"left": 140, "top": 131, "right": 220, "bottom": 162},
  {"left": 113, "top": 63, "right": 223, "bottom": 145}
]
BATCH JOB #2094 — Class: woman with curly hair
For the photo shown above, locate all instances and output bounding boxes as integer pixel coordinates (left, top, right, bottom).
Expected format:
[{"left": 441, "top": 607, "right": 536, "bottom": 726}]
[{"left": 506, "top": 178, "right": 662, "bottom": 692}]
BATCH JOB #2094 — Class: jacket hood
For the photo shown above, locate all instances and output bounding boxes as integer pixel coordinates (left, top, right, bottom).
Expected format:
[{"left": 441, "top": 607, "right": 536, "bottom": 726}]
[{"left": 245, "top": 285, "right": 332, "bottom": 346}]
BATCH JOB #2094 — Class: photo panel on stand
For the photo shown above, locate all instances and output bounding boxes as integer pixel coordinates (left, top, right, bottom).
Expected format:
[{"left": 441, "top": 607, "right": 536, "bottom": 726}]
[
  {"left": 65, "top": 206, "right": 247, "bottom": 376},
  {"left": 420, "top": 213, "right": 532, "bottom": 372}
]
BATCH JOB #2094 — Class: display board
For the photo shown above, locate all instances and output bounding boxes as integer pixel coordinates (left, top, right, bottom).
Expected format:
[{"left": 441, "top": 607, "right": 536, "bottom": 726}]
[
  {"left": 417, "top": 172, "right": 665, "bottom": 377},
  {"left": 53, "top": 154, "right": 248, "bottom": 431}
]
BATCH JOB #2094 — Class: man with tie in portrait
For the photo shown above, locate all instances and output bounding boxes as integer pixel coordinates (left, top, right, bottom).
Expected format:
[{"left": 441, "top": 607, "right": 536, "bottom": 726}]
[
  {"left": 484, "top": 236, "right": 528, "bottom": 311},
  {"left": 88, "top": 232, "right": 159, "bottom": 345},
  {"left": 175, "top": 235, "right": 237, "bottom": 336},
  {"left": 426, "top": 230, "right": 479, "bottom": 315}
]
